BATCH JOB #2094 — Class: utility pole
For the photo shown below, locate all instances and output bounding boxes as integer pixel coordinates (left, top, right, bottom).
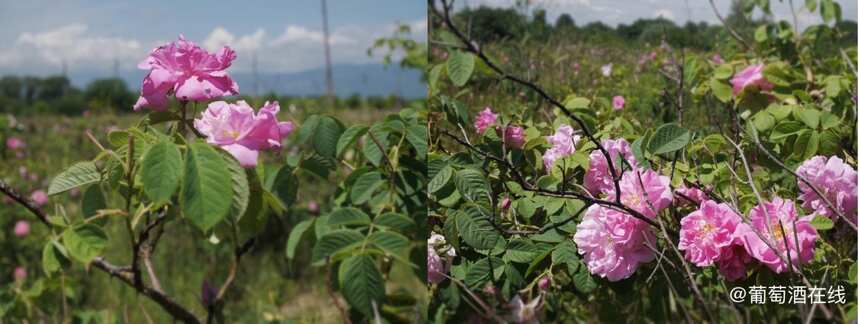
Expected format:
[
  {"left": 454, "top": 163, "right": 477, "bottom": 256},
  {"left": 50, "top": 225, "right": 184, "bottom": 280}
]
[
  {"left": 113, "top": 59, "right": 120, "bottom": 79},
  {"left": 321, "top": 0, "right": 335, "bottom": 105}
]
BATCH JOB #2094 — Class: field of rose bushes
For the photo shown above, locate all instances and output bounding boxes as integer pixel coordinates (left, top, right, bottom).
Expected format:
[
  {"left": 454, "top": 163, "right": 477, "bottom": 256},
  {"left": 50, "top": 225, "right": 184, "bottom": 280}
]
[{"left": 427, "top": 0, "right": 857, "bottom": 323}]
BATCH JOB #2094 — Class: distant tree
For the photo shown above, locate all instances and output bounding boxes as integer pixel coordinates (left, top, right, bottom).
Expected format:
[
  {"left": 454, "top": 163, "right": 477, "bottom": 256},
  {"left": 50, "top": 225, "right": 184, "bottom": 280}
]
[
  {"left": 555, "top": 13, "right": 576, "bottom": 30},
  {"left": 0, "top": 76, "right": 22, "bottom": 99},
  {"left": 529, "top": 9, "right": 550, "bottom": 39},
  {"left": 84, "top": 78, "right": 134, "bottom": 112},
  {"left": 456, "top": 6, "right": 527, "bottom": 43},
  {"left": 38, "top": 76, "right": 71, "bottom": 101}
]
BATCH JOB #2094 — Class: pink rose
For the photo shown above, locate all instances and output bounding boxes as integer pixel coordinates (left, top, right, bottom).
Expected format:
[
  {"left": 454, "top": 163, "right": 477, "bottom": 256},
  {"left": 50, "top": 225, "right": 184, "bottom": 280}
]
[
  {"left": 717, "top": 244, "right": 753, "bottom": 281},
  {"left": 609, "top": 168, "right": 673, "bottom": 218},
  {"left": 584, "top": 138, "right": 638, "bottom": 195},
  {"left": 13, "top": 220, "right": 30, "bottom": 237},
  {"left": 574, "top": 204, "right": 655, "bottom": 281},
  {"left": 194, "top": 100, "right": 294, "bottom": 168},
  {"left": 134, "top": 35, "right": 239, "bottom": 111},
  {"left": 474, "top": 107, "right": 498, "bottom": 135},
  {"left": 678, "top": 200, "right": 742, "bottom": 267},
  {"left": 612, "top": 95, "right": 625, "bottom": 110},
  {"left": 736, "top": 197, "right": 817, "bottom": 273},
  {"left": 495, "top": 125, "right": 526, "bottom": 149},
  {"left": 30, "top": 190, "right": 48, "bottom": 207},
  {"left": 796, "top": 155, "right": 857, "bottom": 225},
  {"left": 5, "top": 137, "right": 25, "bottom": 150},
  {"left": 543, "top": 124, "right": 580, "bottom": 171},
  {"left": 675, "top": 185, "right": 708, "bottom": 206},
  {"left": 730, "top": 64, "right": 773, "bottom": 96}
]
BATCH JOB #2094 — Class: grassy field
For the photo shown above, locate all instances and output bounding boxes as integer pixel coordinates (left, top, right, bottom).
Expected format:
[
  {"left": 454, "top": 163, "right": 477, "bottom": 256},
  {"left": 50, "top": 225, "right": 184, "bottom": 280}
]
[{"left": 1, "top": 103, "right": 419, "bottom": 323}]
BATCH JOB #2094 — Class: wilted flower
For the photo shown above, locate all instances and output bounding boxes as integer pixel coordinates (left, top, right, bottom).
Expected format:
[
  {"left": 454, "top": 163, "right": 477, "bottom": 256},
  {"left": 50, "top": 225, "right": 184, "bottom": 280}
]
[
  {"left": 736, "top": 197, "right": 817, "bottom": 273},
  {"left": 474, "top": 107, "right": 498, "bottom": 134},
  {"left": 194, "top": 100, "right": 295, "bottom": 168},
  {"left": 795, "top": 155, "right": 857, "bottom": 225},
  {"left": 30, "top": 190, "right": 48, "bottom": 207},
  {"left": 717, "top": 244, "right": 752, "bottom": 281},
  {"left": 13, "top": 220, "right": 30, "bottom": 237},
  {"left": 134, "top": 35, "right": 239, "bottom": 111},
  {"left": 730, "top": 64, "right": 773, "bottom": 96},
  {"left": 678, "top": 201, "right": 742, "bottom": 267},
  {"left": 5, "top": 137, "right": 25, "bottom": 150},
  {"left": 542, "top": 124, "right": 580, "bottom": 171},
  {"left": 573, "top": 204, "right": 655, "bottom": 281},
  {"left": 612, "top": 95, "right": 625, "bottom": 110},
  {"left": 428, "top": 232, "right": 455, "bottom": 284},
  {"left": 584, "top": 138, "right": 637, "bottom": 195},
  {"left": 508, "top": 295, "right": 541, "bottom": 324},
  {"left": 496, "top": 125, "right": 526, "bottom": 149},
  {"left": 500, "top": 196, "right": 512, "bottom": 211},
  {"left": 601, "top": 63, "right": 613, "bottom": 77}
]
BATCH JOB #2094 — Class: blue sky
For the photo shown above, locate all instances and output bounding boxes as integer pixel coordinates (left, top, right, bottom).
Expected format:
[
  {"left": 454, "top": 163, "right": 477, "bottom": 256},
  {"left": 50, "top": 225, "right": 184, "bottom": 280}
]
[{"left": 0, "top": 0, "right": 426, "bottom": 77}]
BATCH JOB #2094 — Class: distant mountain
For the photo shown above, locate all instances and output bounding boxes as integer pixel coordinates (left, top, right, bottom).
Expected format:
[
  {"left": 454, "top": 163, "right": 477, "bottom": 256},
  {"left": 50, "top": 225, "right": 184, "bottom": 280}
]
[{"left": 60, "top": 63, "right": 425, "bottom": 99}]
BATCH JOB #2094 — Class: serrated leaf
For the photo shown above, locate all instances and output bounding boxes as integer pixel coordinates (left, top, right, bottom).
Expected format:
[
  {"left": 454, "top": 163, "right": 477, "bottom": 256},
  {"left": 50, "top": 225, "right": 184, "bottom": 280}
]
[
  {"left": 338, "top": 254, "right": 385, "bottom": 316},
  {"left": 373, "top": 212, "right": 415, "bottom": 232},
  {"left": 429, "top": 165, "right": 453, "bottom": 194},
  {"left": 455, "top": 205, "right": 500, "bottom": 249},
  {"left": 48, "top": 162, "right": 100, "bottom": 195},
  {"left": 42, "top": 241, "right": 70, "bottom": 276},
  {"left": 271, "top": 165, "right": 298, "bottom": 207},
  {"left": 454, "top": 168, "right": 490, "bottom": 203},
  {"left": 81, "top": 185, "right": 106, "bottom": 218},
  {"left": 350, "top": 171, "right": 384, "bottom": 205},
  {"left": 286, "top": 219, "right": 314, "bottom": 260},
  {"left": 447, "top": 50, "right": 475, "bottom": 86},
  {"left": 140, "top": 141, "right": 183, "bottom": 204},
  {"left": 62, "top": 224, "right": 108, "bottom": 264},
  {"left": 573, "top": 269, "right": 597, "bottom": 293},
  {"left": 181, "top": 143, "right": 233, "bottom": 232},
  {"left": 505, "top": 238, "right": 537, "bottom": 263},
  {"left": 369, "top": 231, "right": 409, "bottom": 256},
  {"left": 710, "top": 78, "right": 733, "bottom": 103},
  {"left": 314, "top": 116, "right": 344, "bottom": 159},
  {"left": 224, "top": 153, "right": 250, "bottom": 220},
  {"left": 336, "top": 125, "right": 368, "bottom": 158},
  {"left": 406, "top": 123, "right": 428, "bottom": 159},
  {"left": 810, "top": 215, "right": 834, "bottom": 231},
  {"left": 362, "top": 124, "right": 390, "bottom": 167},
  {"left": 648, "top": 123, "right": 691, "bottom": 155},
  {"left": 311, "top": 229, "right": 364, "bottom": 263},
  {"left": 328, "top": 208, "right": 371, "bottom": 226}
]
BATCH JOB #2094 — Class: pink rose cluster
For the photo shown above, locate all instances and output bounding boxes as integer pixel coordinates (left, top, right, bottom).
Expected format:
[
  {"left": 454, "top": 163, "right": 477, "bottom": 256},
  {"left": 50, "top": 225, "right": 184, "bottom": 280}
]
[
  {"left": 132, "top": 36, "right": 294, "bottom": 167},
  {"left": 474, "top": 107, "right": 498, "bottom": 134},
  {"left": 612, "top": 95, "right": 625, "bottom": 111},
  {"left": 194, "top": 101, "right": 294, "bottom": 168},
  {"left": 134, "top": 35, "right": 238, "bottom": 111},
  {"left": 472, "top": 107, "right": 526, "bottom": 149},
  {"left": 795, "top": 155, "right": 857, "bottom": 226},
  {"left": 679, "top": 197, "right": 819, "bottom": 280},
  {"left": 574, "top": 138, "right": 674, "bottom": 281},
  {"left": 730, "top": 63, "right": 773, "bottom": 96},
  {"left": 542, "top": 124, "right": 580, "bottom": 171}
]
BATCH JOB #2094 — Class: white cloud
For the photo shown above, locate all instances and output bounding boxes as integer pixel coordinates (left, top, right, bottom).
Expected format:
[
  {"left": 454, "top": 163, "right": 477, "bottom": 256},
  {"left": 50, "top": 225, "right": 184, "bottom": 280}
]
[
  {"left": 653, "top": 8, "right": 674, "bottom": 20},
  {"left": 271, "top": 25, "right": 354, "bottom": 46},
  {"left": 204, "top": 27, "right": 266, "bottom": 53},
  {"left": 3, "top": 23, "right": 142, "bottom": 68}
]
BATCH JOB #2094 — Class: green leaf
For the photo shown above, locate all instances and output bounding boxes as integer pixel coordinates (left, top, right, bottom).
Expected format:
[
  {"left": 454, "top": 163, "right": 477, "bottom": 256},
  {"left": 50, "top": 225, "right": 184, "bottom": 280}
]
[
  {"left": 62, "top": 224, "right": 108, "bottom": 264},
  {"left": 314, "top": 116, "right": 344, "bottom": 159},
  {"left": 648, "top": 123, "right": 691, "bottom": 155},
  {"left": 465, "top": 257, "right": 503, "bottom": 288},
  {"left": 300, "top": 154, "right": 335, "bottom": 179},
  {"left": 181, "top": 143, "right": 233, "bottom": 232},
  {"left": 406, "top": 123, "right": 428, "bottom": 159},
  {"left": 311, "top": 229, "right": 364, "bottom": 263},
  {"left": 48, "top": 162, "right": 100, "bottom": 196},
  {"left": 428, "top": 165, "right": 453, "bottom": 194},
  {"left": 338, "top": 254, "right": 385, "bottom": 316},
  {"left": 713, "top": 65, "right": 733, "bottom": 80},
  {"left": 565, "top": 97, "right": 591, "bottom": 109},
  {"left": 455, "top": 205, "right": 500, "bottom": 250},
  {"left": 447, "top": 50, "right": 475, "bottom": 86},
  {"left": 710, "top": 78, "right": 733, "bottom": 103},
  {"left": 849, "top": 262, "right": 857, "bottom": 284},
  {"left": 504, "top": 238, "right": 537, "bottom": 263},
  {"left": 369, "top": 231, "right": 409, "bottom": 256},
  {"left": 297, "top": 115, "right": 320, "bottom": 144},
  {"left": 573, "top": 269, "right": 597, "bottom": 293},
  {"left": 328, "top": 207, "right": 372, "bottom": 226},
  {"left": 42, "top": 241, "right": 70, "bottom": 276},
  {"left": 373, "top": 212, "right": 415, "bottom": 232},
  {"left": 336, "top": 125, "right": 368, "bottom": 158},
  {"left": 793, "top": 130, "right": 819, "bottom": 160},
  {"left": 224, "top": 154, "right": 250, "bottom": 220},
  {"left": 820, "top": 0, "right": 837, "bottom": 23},
  {"left": 770, "top": 121, "right": 805, "bottom": 140},
  {"left": 238, "top": 171, "right": 268, "bottom": 237},
  {"left": 140, "top": 141, "right": 183, "bottom": 204},
  {"left": 350, "top": 171, "right": 384, "bottom": 205},
  {"left": 81, "top": 185, "right": 106, "bottom": 218},
  {"left": 810, "top": 215, "right": 834, "bottom": 231},
  {"left": 552, "top": 240, "right": 579, "bottom": 268},
  {"left": 286, "top": 219, "right": 314, "bottom": 260},
  {"left": 797, "top": 108, "right": 821, "bottom": 129},
  {"left": 754, "top": 25, "right": 769, "bottom": 42},
  {"left": 752, "top": 111, "right": 776, "bottom": 132},
  {"left": 271, "top": 165, "right": 298, "bottom": 207},
  {"left": 362, "top": 124, "right": 390, "bottom": 167},
  {"left": 806, "top": 0, "right": 817, "bottom": 12},
  {"left": 454, "top": 168, "right": 490, "bottom": 203}
]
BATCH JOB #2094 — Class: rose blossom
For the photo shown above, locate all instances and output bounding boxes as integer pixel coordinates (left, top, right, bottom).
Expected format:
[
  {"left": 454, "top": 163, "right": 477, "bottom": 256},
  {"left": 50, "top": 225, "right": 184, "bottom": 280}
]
[
  {"left": 5, "top": 137, "right": 25, "bottom": 150},
  {"left": 542, "top": 124, "right": 580, "bottom": 171},
  {"left": 795, "top": 155, "right": 857, "bottom": 224},
  {"left": 574, "top": 204, "right": 655, "bottom": 281},
  {"left": 30, "top": 190, "right": 48, "bottom": 207},
  {"left": 612, "top": 95, "right": 625, "bottom": 110},
  {"left": 736, "top": 197, "right": 817, "bottom": 273},
  {"left": 538, "top": 276, "right": 551, "bottom": 291},
  {"left": 13, "top": 220, "right": 30, "bottom": 237},
  {"left": 675, "top": 185, "right": 708, "bottom": 206},
  {"left": 428, "top": 232, "right": 455, "bottom": 284},
  {"left": 584, "top": 138, "right": 638, "bottom": 195},
  {"left": 194, "top": 100, "right": 295, "bottom": 168},
  {"left": 678, "top": 200, "right": 742, "bottom": 267},
  {"left": 133, "top": 35, "right": 239, "bottom": 111},
  {"left": 474, "top": 107, "right": 498, "bottom": 134},
  {"left": 495, "top": 125, "right": 526, "bottom": 149},
  {"left": 608, "top": 168, "right": 673, "bottom": 218},
  {"left": 717, "top": 244, "right": 752, "bottom": 281},
  {"left": 730, "top": 63, "right": 773, "bottom": 96}
]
